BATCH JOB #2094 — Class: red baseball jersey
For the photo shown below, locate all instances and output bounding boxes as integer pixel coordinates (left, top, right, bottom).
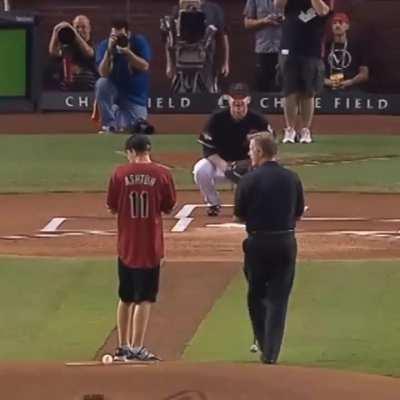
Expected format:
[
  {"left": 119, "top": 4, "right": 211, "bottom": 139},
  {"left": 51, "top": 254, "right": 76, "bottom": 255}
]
[{"left": 107, "top": 161, "right": 176, "bottom": 268}]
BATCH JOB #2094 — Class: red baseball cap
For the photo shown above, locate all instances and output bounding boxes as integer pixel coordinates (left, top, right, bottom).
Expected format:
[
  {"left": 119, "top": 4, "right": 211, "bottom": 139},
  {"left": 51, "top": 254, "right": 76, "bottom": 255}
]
[{"left": 332, "top": 12, "right": 350, "bottom": 25}]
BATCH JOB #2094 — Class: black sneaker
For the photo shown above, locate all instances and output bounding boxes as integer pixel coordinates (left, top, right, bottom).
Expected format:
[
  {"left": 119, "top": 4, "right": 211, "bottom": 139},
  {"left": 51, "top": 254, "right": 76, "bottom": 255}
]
[
  {"left": 113, "top": 347, "right": 131, "bottom": 361},
  {"left": 207, "top": 205, "right": 221, "bottom": 217},
  {"left": 132, "top": 346, "right": 161, "bottom": 362}
]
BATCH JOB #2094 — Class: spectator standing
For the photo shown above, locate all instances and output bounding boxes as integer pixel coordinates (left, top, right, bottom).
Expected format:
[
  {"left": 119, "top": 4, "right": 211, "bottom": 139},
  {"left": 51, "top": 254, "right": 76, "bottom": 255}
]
[
  {"left": 324, "top": 13, "right": 369, "bottom": 91},
  {"left": 48, "top": 15, "right": 97, "bottom": 90},
  {"left": 234, "top": 132, "right": 304, "bottom": 364},
  {"left": 275, "top": 0, "right": 333, "bottom": 144},
  {"left": 96, "top": 19, "right": 151, "bottom": 133},
  {"left": 243, "top": 0, "right": 283, "bottom": 92},
  {"left": 107, "top": 134, "right": 176, "bottom": 362}
]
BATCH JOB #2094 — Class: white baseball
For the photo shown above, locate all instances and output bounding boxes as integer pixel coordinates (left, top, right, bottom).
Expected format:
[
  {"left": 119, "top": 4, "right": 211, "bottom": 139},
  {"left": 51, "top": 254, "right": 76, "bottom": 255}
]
[{"left": 101, "top": 354, "right": 113, "bottom": 365}]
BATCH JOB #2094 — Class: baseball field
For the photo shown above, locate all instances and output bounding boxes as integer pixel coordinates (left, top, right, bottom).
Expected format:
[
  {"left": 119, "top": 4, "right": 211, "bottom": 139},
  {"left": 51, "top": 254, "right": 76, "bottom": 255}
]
[{"left": 1, "top": 126, "right": 400, "bottom": 399}]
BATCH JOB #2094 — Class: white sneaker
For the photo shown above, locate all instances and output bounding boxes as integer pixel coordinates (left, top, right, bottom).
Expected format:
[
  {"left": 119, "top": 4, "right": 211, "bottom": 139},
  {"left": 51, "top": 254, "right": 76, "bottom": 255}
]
[
  {"left": 282, "top": 127, "right": 296, "bottom": 144},
  {"left": 98, "top": 126, "right": 116, "bottom": 135},
  {"left": 299, "top": 128, "right": 313, "bottom": 144}
]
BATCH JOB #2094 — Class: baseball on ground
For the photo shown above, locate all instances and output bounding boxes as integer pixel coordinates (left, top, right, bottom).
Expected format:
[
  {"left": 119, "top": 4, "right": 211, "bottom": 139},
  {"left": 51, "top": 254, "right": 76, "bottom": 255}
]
[{"left": 101, "top": 354, "right": 113, "bottom": 365}]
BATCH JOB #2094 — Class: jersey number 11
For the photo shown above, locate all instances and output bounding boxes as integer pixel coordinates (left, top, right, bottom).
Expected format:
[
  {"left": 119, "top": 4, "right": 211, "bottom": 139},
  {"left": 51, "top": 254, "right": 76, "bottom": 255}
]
[{"left": 129, "top": 191, "right": 150, "bottom": 219}]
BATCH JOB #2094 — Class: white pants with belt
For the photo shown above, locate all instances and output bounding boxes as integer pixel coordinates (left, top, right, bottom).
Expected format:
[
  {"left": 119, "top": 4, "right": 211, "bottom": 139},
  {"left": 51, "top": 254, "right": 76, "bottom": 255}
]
[{"left": 193, "top": 158, "right": 230, "bottom": 207}]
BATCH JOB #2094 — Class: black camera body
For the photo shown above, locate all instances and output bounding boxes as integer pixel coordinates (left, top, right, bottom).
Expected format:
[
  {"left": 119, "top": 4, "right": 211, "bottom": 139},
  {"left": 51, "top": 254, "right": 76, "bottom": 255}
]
[
  {"left": 58, "top": 26, "right": 75, "bottom": 45},
  {"left": 116, "top": 34, "right": 129, "bottom": 48},
  {"left": 178, "top": 8, "right": 206, "bottom": 43}
]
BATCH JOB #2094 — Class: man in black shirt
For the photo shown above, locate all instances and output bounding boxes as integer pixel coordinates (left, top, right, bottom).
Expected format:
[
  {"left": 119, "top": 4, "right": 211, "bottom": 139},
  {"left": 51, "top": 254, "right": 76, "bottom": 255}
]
[
  {"left": 234, "top": 132, "right": 304, "bottom": 364},
  {"left": 275, "top": 0, "right": 332, "bottom": 144},
  {"left": 193, "top": 83, "right": 273, "bottom": 216},
  {"left": 324, "top": 13, "right": 369, "bottom": 91}
]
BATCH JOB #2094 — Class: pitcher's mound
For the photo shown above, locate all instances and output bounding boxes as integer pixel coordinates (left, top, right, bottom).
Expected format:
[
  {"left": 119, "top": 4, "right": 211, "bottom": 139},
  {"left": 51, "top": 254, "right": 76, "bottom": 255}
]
[{"left": 1, "top": 361, "right": 400, "bottom": 400}]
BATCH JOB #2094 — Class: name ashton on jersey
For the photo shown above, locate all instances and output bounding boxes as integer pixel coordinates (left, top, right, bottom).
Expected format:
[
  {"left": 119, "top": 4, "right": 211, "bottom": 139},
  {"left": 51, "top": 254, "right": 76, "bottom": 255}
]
[{"left": 125, "top": 174, "right": 156, "bottom": 187}]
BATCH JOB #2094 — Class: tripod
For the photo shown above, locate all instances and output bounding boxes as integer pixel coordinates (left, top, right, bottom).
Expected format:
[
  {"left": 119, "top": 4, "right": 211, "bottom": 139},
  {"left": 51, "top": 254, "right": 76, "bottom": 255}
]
[{"left": 171, "top": 67, "right": 218, "bottom": 94}]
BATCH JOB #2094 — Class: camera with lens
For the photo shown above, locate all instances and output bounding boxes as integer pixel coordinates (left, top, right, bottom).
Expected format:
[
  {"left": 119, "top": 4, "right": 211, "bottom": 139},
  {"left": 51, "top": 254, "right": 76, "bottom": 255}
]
[
  {"left": 58, "top": 26, "right": 76, "bottom": 46},
  {"left": 116, "top": 34, "right": 129, "bottom": 48}
]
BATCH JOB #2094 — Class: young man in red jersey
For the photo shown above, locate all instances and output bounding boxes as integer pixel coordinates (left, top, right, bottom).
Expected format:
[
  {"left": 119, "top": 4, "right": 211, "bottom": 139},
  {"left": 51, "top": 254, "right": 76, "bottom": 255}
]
[{"left": 107, "top": 134, "right": 176, "bottom": 361}]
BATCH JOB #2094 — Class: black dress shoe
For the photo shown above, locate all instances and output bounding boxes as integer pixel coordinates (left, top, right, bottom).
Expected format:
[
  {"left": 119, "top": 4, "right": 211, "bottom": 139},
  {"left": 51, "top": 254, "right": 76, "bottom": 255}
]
[{"left": 260, "top": 354, "right": 276, "bottom": 365}]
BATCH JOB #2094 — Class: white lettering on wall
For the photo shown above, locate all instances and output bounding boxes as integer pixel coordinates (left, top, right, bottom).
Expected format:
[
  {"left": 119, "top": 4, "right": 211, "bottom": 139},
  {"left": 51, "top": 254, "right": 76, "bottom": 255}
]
[
  {"left": 64, "top": 96, "right": 90, "bottom": 108},
  {"left": 181, "top": 97, "right": 190, "bottom": 108},
  {"left": 65, "top": 96, "right": 74, "bottom": 107},
  {"left": 78, "top": 96, "right": 89, "bottom": 108},
  {"left": 167, "top": 98, "right": 175, "bottom": 109},
  {"left": 378, "top": 99, "right": 388, "bottom": 110},
  {"left": 259, "top": 98, "right": 270, "bottom": 109},
  {"left": 274, "top": 97, "right": 284, "bottom": 109}
]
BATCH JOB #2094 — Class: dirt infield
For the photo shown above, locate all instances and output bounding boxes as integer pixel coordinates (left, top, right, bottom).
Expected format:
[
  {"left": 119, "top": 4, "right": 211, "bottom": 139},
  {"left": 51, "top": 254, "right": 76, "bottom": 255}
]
[
  {"left": 1, "top": 190, "right": 400, "bottom": 399},
  {"left": 1, "top": 113, "right": 400, "bottom": 135}
]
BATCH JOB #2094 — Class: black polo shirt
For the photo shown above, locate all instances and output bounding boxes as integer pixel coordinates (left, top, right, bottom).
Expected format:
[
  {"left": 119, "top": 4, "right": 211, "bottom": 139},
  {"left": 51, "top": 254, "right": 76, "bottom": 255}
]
[
  {"left": 234, "top": 161, "right": 304, "bottom": 233},
  {"left": 280, "top": 0, "right": 332, "bottom": 58},
  {"left": 198, "top": 109, "right": 272, "bottom": 162}
]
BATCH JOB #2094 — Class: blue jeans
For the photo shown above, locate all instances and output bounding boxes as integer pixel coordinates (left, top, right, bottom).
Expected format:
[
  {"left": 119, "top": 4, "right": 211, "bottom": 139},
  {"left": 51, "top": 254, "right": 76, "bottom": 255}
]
[{"left": 95, "top": 77, "right": 148, "bottom": 130}]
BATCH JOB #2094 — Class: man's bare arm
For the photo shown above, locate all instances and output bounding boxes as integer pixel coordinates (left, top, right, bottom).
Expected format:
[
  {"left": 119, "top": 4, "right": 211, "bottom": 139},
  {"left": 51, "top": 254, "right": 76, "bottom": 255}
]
[
  {"left": 73, "top": 32, "right": 94, "bottom": 58},
  {"left": 120, "top": 47, "right": 149, "bottom": 72},
  {"left": 340, "top": 66, "right": 369, "bottom": 89},
  {"left": 221, "top": 33, "right": 230, "bottom": 77},
  {"left": 310, "top": 0, "right": 330, "bottom": 16},
  {"left": 165, "top": 41, "right": 175, "bottom": 78},
  {"left": 244, "top": 16, "right": 280, "bottom": 30},
  {"left": 98, "top": 35, "right": 117, "bottom": 77},
  {"left": 274, "top": 0, "right": 287, "bottom": 11},
  {"left": 98, "top": 50, "right": 114, "bottom": 77}
]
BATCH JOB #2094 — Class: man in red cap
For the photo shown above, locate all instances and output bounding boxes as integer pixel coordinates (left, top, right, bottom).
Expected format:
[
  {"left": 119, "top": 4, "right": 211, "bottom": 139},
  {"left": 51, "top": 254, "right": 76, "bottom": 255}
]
[{"left": 324, "top": 12, "right": 369, "bottom": 90}]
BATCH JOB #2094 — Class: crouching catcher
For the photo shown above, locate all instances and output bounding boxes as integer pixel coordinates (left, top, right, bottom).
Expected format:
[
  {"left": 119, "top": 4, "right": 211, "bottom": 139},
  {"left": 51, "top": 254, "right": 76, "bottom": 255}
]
[{"left": 193, "top": 82, "right": 274, "bottom": 216}]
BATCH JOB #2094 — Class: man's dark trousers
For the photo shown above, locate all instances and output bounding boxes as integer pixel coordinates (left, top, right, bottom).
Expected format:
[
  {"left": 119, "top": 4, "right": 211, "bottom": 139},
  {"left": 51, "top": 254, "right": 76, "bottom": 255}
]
[{"left": 243, "top": 232, "right": 296, "bottom": 363}]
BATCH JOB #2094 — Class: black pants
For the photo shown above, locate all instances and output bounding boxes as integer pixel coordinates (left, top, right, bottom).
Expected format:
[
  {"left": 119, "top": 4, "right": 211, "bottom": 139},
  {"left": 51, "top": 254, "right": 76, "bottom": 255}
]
[
  {"left": 243, "top": 232, "right": 297, "bottom": 363},
  {"left": 255, "top": 53, "right": 279, "bottom": 92}
]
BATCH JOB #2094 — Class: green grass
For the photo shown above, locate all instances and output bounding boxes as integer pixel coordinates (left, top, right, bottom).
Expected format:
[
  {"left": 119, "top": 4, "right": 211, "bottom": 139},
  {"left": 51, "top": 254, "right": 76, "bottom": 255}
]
[
  {"left": 1, "top": 134, "right": 400, "bottom": 192},
  {"left": 183, "top": 261, "right": 400, "bottom": 377},
  {"left": 0, "top": 257, "right": 117, "bottom": 361}
]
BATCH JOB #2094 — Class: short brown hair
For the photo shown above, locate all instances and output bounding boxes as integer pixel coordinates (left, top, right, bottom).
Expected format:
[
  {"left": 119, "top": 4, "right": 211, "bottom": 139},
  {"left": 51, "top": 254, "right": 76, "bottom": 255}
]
[{"left": 249, "top": 131, "right": 277, "bottom": 158}]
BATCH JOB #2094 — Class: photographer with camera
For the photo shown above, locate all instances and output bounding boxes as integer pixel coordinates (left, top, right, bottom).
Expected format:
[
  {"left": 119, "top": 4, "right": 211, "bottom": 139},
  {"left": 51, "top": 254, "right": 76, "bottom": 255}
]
[
  {"left": 95, "top": 19, "right": 151, "bottom": 134},
  {"left": 48, "top": 15, "right": 97, "bottom": 90},
  {"left": 163, "top": 0, "right": 230, "bottom": 93}
]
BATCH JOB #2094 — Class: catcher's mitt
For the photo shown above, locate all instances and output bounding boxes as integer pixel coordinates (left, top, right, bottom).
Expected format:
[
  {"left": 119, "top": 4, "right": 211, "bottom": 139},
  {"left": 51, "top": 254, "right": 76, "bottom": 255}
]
[{"left": 224, "top": 159, "right": 252, "bottom": 184}]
